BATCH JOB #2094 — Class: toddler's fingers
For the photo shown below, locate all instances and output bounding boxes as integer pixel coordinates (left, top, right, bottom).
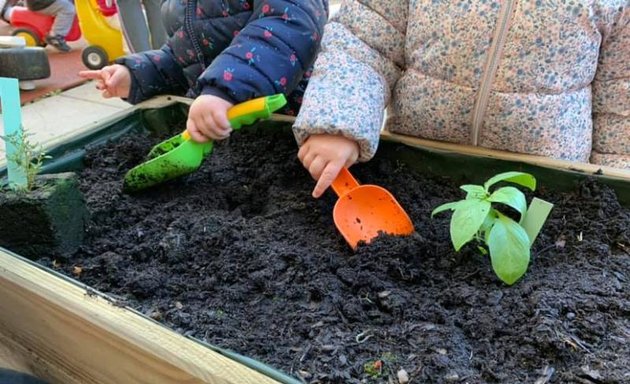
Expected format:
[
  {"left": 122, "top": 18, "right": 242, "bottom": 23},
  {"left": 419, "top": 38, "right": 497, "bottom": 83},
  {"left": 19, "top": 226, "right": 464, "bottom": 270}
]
[
  {"left": 103, "top": 90, "right": 112, "bottom": 98},
  {"left": 313, "top": 161, "right": 343, "bottom": 198},
  {"left": 213, "top": 122, "right": 232, "bottom": 138},
  {"left": 192, "top": 115, "right": 215, "bottom": 141},
  {"left": 199, "top": 116, "right": 222, "bottom": 141},
  {"left": 100, "top": 69, "right": 112, "bottom": 84},
  {"left": 186, "top": 119, "right": 208, "bottom": 143},
  {"left": 195, "top": 115, "right": 224, "bottom": 141},
  {"left": 297, "top": 143, "right": 309, "bottom": 164},
  {"left": 95, "top": 80, "right": 105, "bottom": 90},
  {"left": 301, "top": 150, "right": 317, "bottom": 170},
  {"left": 308, "top": 157, "right": 326, "bottom": 181},
  {"left": 213, "top": 110, "right": 232, "bottom": 131},
  {"left": 78, "top": 70, "right": 102, "bottom": 79},
  {"left": 206, "top": 115, "right": 232, "bottom": 140},
  {"left": 215, "top": 129, "right": 231, "bottom": 140},
  {"left": 105, "top": 74, "right": 120, "bottom": 89}
]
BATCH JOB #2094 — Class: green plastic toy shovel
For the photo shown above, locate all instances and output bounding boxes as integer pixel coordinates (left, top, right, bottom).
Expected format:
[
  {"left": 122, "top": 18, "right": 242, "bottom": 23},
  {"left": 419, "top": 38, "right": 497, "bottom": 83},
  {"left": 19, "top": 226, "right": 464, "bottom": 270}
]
[{"left": 123, "top": 94, "right": 287, "bottom": 192}]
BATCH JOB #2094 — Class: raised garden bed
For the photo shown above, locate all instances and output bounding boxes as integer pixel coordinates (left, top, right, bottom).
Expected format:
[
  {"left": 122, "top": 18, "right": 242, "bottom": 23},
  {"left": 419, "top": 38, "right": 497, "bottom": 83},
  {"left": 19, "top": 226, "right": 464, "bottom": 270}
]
[{"left": 1, "top": 99, "right": 629, "bottom": 384}]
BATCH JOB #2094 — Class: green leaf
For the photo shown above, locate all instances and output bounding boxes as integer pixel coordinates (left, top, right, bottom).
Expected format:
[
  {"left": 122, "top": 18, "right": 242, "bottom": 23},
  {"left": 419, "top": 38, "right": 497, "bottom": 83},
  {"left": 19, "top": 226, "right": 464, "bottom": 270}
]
[
  {"left": 487, "top": 215, "right": 531, "bottom": 285},
  {"left": 460, "top": 184, "right": 487, "bottom": 199},
  {"left": 488, "top": 186, "right": 527, "bottom": 215},
  {"left": 480, "top": 210, "right": 497, "bottom": 240},
  {"left": 450, "top": 199, "right": 491, "bottom": 251},
  {"left": 484, "top": 172, "right": 536, "bottom": 192},
  {"left": 431, "top": 201, "right": 463, "bottom": 217}
]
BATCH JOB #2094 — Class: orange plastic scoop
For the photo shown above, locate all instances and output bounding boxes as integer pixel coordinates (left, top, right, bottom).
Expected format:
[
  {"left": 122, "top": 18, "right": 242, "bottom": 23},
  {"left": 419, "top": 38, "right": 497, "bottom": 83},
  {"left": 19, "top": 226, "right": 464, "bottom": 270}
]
[{"left": 331, "top": 168, "right": 414, "bottom": 249}]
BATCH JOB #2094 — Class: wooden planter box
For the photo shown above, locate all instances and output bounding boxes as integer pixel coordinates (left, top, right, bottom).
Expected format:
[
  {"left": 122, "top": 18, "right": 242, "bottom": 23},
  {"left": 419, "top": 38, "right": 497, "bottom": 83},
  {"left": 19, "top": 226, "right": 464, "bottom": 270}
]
[{"left": 1, "top": 96, "right": 629, "bottom": 384}]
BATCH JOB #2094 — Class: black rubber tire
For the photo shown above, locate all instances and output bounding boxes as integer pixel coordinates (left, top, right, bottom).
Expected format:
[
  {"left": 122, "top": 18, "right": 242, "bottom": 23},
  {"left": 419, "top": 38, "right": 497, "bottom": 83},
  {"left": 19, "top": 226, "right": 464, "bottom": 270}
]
[
  {"left": 11, "top": 28, "right": 44, "bottom": 47},
  {"left": 0, "top": 47, "right": 50, "bottom": 80},
  {"left": 82, "top": 45, "right": 109, "bottom": 70}
]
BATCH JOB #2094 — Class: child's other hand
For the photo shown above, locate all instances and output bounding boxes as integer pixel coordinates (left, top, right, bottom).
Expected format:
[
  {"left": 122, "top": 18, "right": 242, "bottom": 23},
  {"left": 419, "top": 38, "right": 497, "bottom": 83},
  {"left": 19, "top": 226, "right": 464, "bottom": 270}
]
[
  {"left": 79, "top": 64, "right": 131, "bottom": 99},
  {"left": 186, "top": 95, "right": 234, "bottom": 142},
  {"left": 298, "top": 134, "right": 360, "bottom": 198}
]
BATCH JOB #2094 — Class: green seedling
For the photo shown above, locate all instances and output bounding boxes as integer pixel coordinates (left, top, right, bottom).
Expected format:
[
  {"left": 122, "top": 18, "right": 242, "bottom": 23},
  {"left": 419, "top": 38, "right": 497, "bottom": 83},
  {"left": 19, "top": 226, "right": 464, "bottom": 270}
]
[
  {"left": 0, "top": 130, "right": 50, "bottom": 192},
  {"left": 432, "top": 171, "right": 552, "bottom": 285},
  {"left": 363, "top": 359, "right": 383, "bottom": 378},
  {"left": 363, "top": 352, "right": 398, "bottom": 379}
]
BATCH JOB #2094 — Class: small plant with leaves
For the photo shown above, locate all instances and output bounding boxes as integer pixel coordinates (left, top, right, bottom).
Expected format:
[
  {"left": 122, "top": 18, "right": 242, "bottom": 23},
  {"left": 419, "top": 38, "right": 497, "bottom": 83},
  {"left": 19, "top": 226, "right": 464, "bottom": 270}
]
[
  {"left": 363, "top": 359, "right": 382, "bottom": 378},
  {"left": 0, "top": 130, "right": 50, "bottom": 192},
  {"left": 363, "top": 352, "right": 397, "bottom": 379},
  {"left": 432, "top": 171, "right": 542, "bottom": 285}
]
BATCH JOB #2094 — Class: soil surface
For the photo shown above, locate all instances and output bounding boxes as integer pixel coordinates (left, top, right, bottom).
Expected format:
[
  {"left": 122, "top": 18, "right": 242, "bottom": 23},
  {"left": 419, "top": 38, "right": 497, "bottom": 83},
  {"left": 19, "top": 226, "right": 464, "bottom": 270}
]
[{"left": 42, "top": 125, "right": 630, "bottom": 384}]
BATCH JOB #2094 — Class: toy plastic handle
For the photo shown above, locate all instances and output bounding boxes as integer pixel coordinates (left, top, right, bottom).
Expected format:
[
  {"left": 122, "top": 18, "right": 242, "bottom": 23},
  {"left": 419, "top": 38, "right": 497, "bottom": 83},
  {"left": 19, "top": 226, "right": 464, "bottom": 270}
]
[
  {"left": 227, "top": 94, "right": 287, "bottom": 129},
  {"left": 180, "top": 94, "right": 286, "bottom": 141},
  {"left": 331, "top": 168, "right": 360, "bottom": 197}
]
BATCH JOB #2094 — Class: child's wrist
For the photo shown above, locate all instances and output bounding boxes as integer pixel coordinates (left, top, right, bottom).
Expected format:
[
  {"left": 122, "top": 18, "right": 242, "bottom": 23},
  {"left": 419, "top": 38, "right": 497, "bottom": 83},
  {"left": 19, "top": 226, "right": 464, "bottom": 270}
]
[{"left": 200, "top": 86, "right": 237, "bottom": 104}]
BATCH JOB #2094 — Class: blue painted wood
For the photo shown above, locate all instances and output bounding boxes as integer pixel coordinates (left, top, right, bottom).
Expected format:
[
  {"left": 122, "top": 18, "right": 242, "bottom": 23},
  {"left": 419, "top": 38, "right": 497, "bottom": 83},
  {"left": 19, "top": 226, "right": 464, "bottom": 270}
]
[{"left": 0, "top": 77, "right": 27, "bottom": 188}]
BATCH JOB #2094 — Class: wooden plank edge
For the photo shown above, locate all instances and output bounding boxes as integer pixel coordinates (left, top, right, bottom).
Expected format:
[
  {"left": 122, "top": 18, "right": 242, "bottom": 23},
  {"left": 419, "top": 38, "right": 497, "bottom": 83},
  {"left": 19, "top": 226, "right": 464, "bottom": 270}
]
[
  {"left": 0, "top": 332, "right": 34, "bottom": 374},
  {"left": 0, "top": 331, "right": 77, "bottom": 383},
  {"left": 381, "top": 130, "right": 630, "bottom": 182},
  {"left": 0, "top": 248, "right": 281, "bottom": 384}
]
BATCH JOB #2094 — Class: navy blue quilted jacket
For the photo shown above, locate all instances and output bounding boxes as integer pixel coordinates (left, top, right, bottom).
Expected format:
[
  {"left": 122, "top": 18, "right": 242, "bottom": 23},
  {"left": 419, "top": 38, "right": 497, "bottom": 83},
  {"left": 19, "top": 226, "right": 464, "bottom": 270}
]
[{"left": 117, "top": 0, "right": 328, "bottom": 115}]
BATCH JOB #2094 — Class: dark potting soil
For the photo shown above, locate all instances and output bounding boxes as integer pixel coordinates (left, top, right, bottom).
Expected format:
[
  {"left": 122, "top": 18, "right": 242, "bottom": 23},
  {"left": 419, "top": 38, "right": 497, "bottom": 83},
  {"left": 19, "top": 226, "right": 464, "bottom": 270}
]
[{"left": 43, "top": 126, "right": 629, "bottom": 384}]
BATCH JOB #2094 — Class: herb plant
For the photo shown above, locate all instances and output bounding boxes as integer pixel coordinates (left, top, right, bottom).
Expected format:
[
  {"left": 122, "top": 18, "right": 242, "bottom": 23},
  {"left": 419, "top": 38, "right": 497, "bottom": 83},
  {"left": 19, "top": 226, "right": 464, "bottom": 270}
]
[
  {"left": 432, "top": 172, "right": 538, "bottom": 285},
  {"left": 1, "top": 130, "right": 50, "bottom": 192}
]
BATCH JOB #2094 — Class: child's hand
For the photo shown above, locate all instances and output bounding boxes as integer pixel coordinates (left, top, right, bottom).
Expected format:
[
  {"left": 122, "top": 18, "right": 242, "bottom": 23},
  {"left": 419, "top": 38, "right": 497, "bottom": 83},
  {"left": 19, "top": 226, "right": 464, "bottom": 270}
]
[
  {"left": 186, "top": 95, "right": 234, "bottom": 142},
  {"left": 298, "top": 134, "right": 360, "bottom": 198},
  {"left": 79, "top": 64, "right": 131, "bottom": 99}
]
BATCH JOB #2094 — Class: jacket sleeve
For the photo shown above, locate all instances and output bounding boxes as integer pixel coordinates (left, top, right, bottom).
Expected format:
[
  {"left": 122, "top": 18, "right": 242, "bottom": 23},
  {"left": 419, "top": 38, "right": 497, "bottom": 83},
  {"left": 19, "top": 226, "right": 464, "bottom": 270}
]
[
  {"left": 196, "top": 0, "right": 328, "bottom": 104},
  {"left": 590, "top": 5, "right": 630, "bottom": 169},
  {"left": 115, "top": 46, "right": 189, "bottom": 105},
  {"left": 292, "top": 0, "right": 408, "bottom": 162}
]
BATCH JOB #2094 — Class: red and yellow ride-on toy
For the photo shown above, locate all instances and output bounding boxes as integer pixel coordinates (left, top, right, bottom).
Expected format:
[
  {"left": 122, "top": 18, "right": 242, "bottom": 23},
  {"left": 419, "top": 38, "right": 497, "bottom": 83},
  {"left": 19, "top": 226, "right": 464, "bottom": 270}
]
[
  {"left": 8, "top": 5, "right": 81, "bottom": 47},
  {"left": 7, "top": 0, "right": 124, "bottom": 69}
]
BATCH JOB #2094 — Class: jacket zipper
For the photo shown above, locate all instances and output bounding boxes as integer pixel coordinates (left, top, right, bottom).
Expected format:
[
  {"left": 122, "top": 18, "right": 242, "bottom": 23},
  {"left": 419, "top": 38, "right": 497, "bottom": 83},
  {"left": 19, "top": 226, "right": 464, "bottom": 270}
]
[
  {"left": 185, "top": 0, "right": 207, "bottom": 70},
  {"left": 471, "top": 0, "right": 517, "bottom": 146}
]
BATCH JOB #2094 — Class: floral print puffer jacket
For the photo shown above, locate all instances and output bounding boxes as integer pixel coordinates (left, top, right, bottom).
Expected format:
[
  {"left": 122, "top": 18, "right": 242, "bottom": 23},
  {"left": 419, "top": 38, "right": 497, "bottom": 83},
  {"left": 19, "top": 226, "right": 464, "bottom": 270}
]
[
  {"left": 293, "top": 0, "right": 630, "bottom": 168},
  {"left": 117, "top": 0, "right": 328, "bottom": 115}
]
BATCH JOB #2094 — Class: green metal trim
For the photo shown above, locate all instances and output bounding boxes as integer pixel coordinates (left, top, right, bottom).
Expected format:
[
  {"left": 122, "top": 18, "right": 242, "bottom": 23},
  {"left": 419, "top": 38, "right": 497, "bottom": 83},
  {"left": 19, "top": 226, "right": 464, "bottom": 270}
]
[{"left": 375, "top": 142, "right": 630, "bottom": 206}]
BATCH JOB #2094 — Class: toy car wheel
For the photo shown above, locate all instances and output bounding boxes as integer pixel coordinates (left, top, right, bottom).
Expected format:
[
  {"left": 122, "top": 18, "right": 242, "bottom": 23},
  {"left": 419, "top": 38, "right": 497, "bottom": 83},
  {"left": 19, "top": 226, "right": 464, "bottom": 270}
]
[
  {"left": 0, "top": 47, "right": 50, "bottom": 80},
  {"left": 82, "top": 46, "right": 109, "bottom": 70},
  {"left": 11, "top": 28, "right": 43, "bottom": 47}
]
